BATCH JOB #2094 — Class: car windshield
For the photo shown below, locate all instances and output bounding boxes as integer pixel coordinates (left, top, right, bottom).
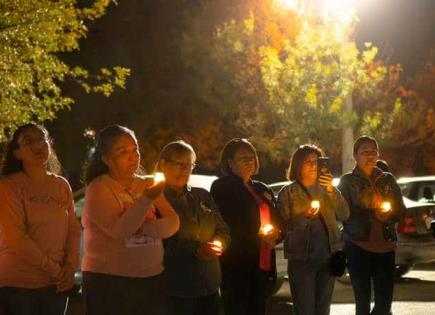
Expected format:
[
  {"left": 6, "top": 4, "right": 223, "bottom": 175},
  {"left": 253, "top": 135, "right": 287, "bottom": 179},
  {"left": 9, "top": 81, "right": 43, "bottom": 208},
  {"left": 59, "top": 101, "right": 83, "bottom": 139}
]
[{"left": 399, "top": 180, "right": 435, "bottom": 203}]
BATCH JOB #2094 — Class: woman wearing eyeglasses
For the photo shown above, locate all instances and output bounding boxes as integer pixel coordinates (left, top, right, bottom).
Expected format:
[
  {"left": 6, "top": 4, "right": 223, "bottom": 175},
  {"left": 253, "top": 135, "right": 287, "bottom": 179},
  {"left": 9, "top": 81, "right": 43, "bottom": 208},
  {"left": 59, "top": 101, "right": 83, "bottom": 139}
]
[
  {"left": 0, "top": 124, "right": 81, "bottom": 315},
  {"left": 210, "top": 138, "right": 282, "bottom": 315},
  {"left": 338, "top": 136, "right": 406, "bottom": 315},
  {"left": 156, "top": 140, "right": 230, "bottom": 315}
]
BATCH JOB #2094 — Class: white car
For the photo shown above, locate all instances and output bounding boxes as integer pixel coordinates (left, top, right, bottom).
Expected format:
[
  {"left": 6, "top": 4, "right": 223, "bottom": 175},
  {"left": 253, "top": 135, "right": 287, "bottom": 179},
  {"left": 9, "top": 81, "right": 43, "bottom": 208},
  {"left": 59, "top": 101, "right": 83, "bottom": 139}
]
[{"left": 398, "top": 175, "right": 435, "bottom": 203}]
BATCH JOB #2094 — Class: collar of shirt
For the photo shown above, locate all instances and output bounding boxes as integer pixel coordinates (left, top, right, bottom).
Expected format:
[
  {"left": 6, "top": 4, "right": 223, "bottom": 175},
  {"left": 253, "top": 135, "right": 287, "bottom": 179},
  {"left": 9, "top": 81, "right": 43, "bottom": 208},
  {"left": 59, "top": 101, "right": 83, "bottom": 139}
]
[{"left": 352, "top": 166, "right": 384, "bottom": 183}]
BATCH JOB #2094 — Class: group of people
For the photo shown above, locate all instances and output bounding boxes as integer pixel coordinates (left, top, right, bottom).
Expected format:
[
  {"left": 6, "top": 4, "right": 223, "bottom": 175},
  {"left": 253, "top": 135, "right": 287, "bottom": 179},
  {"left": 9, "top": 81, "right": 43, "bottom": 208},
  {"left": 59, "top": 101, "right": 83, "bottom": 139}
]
[{"left": 0, "top": 123, "right": 406, "bottom": 315}]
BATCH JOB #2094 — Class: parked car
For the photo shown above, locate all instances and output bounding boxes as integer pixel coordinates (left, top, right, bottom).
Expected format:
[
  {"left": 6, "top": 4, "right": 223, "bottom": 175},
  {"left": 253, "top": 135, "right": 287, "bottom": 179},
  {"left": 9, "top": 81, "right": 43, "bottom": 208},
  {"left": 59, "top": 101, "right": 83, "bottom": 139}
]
[
  {"left": 397, "top": 176, "right": 435, "bottom": 203},
  {"left": 269, "top": 178, "right": 435, "bottom": 280}
]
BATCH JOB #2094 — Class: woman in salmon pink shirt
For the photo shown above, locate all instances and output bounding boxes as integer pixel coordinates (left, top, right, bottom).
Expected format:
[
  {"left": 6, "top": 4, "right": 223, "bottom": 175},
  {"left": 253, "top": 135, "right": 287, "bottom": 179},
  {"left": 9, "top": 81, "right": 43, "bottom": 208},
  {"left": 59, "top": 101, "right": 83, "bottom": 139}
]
[
  {"left": 0, "top": 124, "right": 81, "bottom": 315},
  {"left": 81, "top": 125, "right": 179, "bottom": 315}
]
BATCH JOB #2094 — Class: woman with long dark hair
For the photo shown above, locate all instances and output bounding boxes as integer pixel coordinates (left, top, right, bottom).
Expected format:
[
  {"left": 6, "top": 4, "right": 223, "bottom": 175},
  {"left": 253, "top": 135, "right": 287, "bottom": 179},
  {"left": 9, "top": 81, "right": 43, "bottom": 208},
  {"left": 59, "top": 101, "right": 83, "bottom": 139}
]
[
  {"left": 81, "top": 125, "right": 179, "bottom": 315},
  {"left": 0, "top": 124, "right": 81, "bottom": 315}
]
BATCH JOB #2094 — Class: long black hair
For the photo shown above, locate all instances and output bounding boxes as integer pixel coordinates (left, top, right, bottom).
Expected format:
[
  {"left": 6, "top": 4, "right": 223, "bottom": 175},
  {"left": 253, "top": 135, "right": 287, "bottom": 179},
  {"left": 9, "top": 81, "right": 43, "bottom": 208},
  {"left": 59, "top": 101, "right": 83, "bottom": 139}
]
[
  {"left": 82, "top": 125, "right": 137, "bottom": 184},
  {"left": 1, "top": 124, "right": 61, "bottom": 176}
]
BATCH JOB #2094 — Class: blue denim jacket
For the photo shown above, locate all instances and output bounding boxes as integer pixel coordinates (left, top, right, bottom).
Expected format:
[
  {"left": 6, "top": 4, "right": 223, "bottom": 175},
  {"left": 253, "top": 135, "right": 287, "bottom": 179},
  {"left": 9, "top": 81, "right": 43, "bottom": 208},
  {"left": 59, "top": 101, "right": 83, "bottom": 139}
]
[
  {"left": 162, "top": 185, "right": 230, "bottom": 298},
  {"left": 278, "top": 182, "right": 349, "bottom": 261},
  {"left": 338, "top": 167, "right": 406, "bottom": 242}
]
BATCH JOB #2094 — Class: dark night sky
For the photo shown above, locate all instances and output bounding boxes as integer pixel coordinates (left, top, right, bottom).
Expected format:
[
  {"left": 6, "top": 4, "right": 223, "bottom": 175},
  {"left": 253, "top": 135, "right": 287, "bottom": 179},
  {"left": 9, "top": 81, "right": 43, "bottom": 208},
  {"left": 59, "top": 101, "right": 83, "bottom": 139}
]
[
  {"left": 51, "top": 0, "right": 434, "bottom": 181},
  {"left": 355, "top": 0, "right": 435, "bottom": 75}
]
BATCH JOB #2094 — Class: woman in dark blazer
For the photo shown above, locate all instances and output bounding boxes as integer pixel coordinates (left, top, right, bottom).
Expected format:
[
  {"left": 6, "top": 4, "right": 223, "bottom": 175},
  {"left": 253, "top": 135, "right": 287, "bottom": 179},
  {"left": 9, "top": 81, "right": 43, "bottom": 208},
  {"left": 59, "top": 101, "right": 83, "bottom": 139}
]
[{"left": 210, "top": 138, "right": 282, "bottom": 315}]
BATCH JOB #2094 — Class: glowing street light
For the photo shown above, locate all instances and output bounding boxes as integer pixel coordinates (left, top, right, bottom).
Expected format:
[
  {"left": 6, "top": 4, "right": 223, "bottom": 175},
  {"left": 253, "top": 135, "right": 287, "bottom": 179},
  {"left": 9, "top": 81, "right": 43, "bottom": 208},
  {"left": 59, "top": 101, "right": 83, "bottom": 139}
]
[{"left": 276, "top": 0, "right": 356, "bottom": 24}]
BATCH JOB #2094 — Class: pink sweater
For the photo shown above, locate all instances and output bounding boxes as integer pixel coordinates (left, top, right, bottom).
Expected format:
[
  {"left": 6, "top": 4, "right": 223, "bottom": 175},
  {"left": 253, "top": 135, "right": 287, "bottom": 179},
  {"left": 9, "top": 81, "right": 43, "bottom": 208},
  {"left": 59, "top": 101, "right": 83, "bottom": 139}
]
[
  {"left": 81, "top": 174, "right": 179, "bottom": 278},
  {"left": 0, "top": 172, "right": 81, "bottom": 288}
]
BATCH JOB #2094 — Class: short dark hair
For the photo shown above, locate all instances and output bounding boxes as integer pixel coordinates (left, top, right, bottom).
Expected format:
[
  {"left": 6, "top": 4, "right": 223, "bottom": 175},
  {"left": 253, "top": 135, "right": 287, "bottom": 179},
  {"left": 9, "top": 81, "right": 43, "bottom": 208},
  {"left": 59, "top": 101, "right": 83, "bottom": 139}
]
[
  {"left": 219, "top": 138, "right": 259, "bottom": 176},
  {"left": 1, "top": 123, "right": 61, "bottom": 176},
  {"left": 353, "top": 135, "right": 378, "bottom": 155},
  {"left": 82, "top": 125, "right": 137, "bottom": 184},
  {"left": 286, "top": 144, "right": 323, "bottom": 182},
  {"left": 156, "top": 140, "right": 196, "bottom": 171}
]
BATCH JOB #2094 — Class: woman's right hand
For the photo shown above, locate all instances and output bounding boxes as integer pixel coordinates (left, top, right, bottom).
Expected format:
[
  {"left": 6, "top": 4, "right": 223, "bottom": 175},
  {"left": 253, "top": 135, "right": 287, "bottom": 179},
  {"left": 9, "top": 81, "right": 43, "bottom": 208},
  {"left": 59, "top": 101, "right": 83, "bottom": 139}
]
[
  {"left": 304, "top": 206, "right": 319, "bottom": 218},
  {"left": 142, "top": 181, "right": 166, "bottom": 200}
]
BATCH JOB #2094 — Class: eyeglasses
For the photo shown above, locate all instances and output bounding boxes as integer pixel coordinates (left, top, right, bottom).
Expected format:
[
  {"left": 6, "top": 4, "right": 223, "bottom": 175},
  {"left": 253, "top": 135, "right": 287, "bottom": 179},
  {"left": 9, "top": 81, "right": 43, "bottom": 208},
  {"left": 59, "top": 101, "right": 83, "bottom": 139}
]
[{"left": 166, "top": 159, "right": 196, "bottom": 170}]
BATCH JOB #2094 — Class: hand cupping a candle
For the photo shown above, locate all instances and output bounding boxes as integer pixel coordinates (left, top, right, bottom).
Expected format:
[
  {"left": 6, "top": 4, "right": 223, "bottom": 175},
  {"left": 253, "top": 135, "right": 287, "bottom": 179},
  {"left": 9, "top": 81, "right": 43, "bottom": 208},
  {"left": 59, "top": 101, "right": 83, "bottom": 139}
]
[
  {"left": 305, "top": 200, "right": 321, "bottom": 218},
  {"left": 374, "top": 200, "right": 393, "bottom": 221},
  {"left": 196, "top": 239, "right": 224, "bottom": 260},
  {"left": 259, "top": 224, "right": 280, "bottom": 249}
]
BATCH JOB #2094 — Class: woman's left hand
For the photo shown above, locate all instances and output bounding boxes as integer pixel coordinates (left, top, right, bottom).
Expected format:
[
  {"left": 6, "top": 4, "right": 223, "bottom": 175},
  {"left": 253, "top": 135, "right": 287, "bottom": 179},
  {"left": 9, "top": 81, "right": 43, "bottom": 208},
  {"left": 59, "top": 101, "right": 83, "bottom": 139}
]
[
  {"left": 261, "top": 228, "right": 280, "bottom": 249},
  {"left": 319, "top": 171, "right": 334, "bottom": 194},
  {"left": 56, "top": 264, "right": 75, "bottom": 292}
]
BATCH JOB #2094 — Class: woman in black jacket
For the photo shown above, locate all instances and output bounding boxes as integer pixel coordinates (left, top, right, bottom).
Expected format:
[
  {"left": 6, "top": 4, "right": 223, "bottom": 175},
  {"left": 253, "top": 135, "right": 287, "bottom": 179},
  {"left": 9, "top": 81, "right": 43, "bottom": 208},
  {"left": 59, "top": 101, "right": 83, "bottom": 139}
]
[{"left": 210, "top": 138, "right": 281, "bottom": 315}]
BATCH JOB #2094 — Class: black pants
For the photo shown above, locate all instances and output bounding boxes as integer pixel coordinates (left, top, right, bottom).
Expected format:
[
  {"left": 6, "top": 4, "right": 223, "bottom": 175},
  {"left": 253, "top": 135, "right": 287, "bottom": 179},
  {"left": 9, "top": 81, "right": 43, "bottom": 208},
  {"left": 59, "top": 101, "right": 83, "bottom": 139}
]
[
  {"left": 166, "top": 293, "right": 219, "bottom": 315},
  {"left": 0, "top": 286, "right": 68, "bottom": 315},
  {"left": 345, "top": 241, "right": 395, "bottom": 315},
  {"left": 220, "top": 268, "right": 270, "bottom": 315},
  {"left": 287, "top": 259, "right": 335, "bottom": 315},
  {"left": 82, "top": 271, "right": 165, "bottom": 315}
]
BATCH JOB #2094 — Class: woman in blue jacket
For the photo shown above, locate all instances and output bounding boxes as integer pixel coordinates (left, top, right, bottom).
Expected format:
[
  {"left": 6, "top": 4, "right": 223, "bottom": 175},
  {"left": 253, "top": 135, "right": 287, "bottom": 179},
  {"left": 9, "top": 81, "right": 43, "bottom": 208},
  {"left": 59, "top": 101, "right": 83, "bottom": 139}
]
[
  {"left": 338, "top": 136, "right": 406, "bottom": 315},
  {"left": 278, "top": 144, "right": 349, "bottom": 315}
]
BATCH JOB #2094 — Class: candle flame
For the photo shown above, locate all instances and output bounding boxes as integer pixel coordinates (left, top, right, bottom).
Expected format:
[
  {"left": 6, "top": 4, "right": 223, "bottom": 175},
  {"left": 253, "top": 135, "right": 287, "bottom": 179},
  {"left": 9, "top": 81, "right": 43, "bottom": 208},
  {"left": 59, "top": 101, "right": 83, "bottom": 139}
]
[
  {"left": 381, "top": 201, "right": 392, "bottom": 213},
  {"left": 154, "top": 172, "right": 165, "bottom": 183},
  {"left": 261, "top": 224, "right": 274, "bottom": 235},
  {"left": 311, "top": 200, "right": 320, "bottom": 210}
]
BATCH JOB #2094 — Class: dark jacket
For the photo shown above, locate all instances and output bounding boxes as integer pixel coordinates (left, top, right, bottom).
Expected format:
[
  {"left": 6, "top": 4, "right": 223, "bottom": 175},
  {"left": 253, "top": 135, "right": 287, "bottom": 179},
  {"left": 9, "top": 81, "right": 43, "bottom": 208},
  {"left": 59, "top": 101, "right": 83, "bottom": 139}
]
[
  {"left": 210, "top": 174, "right": 283, "bottom": 275},
  {"left": 162, "top": 185, "right": 230, "bottom": 298},
  {"left": 338, "top": 167, "right": 406, "bottom": 242}
]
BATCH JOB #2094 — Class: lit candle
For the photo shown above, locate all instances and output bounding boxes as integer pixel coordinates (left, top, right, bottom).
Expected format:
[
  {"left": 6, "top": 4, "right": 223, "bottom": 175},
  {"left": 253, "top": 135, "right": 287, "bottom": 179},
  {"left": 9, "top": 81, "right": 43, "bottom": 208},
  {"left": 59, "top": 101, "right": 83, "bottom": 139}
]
[
  {"left": 154, "top": 172, "right": 165, "bottom": 183},
  {"left": 311, "top": 200, "right": 320, "bottom": 210},
  {"left": 381, "top": 201, "right": 392, "bottom": 213},
  {"left": 209, "top": 240, "right": 223, "bottom": 253},
  {"left": 261, "top": 224, "right": 274, "bottom": 235}
]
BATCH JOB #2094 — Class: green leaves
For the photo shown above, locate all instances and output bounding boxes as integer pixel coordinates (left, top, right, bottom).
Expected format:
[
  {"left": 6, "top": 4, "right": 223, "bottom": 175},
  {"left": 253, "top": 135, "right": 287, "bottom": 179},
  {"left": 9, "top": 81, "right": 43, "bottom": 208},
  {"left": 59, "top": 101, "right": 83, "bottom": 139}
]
[
  {"left": 0, "top": 0, "right": 129, "bottom": 139},
  {"left": 180, "top": 1, "right": 395, "bottom": 162}
]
